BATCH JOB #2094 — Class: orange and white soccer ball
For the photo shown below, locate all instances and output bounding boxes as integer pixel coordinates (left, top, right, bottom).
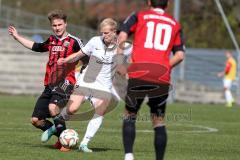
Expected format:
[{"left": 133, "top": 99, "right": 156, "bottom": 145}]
[{"left": 59, "top": 129, "right": 79, "bottom": 148}]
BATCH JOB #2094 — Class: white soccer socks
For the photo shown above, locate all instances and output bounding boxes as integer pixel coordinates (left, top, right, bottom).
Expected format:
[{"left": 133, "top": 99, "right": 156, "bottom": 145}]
[{"left": 80, "top": 114, "right": 104, "bottom": 146}]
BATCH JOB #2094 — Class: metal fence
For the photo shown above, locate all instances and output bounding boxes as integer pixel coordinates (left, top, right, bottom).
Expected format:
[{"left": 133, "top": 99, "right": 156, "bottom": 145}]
[{"left": 174, "top": 48, "right": 238, "bottom": 92}]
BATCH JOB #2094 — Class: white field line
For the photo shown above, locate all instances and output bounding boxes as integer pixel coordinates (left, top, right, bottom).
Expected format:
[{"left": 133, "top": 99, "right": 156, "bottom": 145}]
[{"left": 0, "top": 123, "right": 218, "bottom": 134}]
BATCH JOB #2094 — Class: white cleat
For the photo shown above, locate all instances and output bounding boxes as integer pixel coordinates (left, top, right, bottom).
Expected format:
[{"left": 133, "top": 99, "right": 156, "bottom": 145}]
[{"left": 79, "top": 144, "right": 93, "bottom": 153}]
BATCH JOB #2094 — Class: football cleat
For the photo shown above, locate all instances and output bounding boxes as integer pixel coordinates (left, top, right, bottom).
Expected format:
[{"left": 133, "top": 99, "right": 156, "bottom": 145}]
[
  {"left": 53, "top": 139, "right": 62, "bottom": 149},
  {"left": 59, "top": 146, "right": 71, "bottom": 152},
  {"left": 79, "top": 144, "right": 93, "bottom": 153},
  {"left": 226, "top": 102, "right": 233, "bottom": 107},
  {"left": 41, "top": 125, "right": 56, "bottom": 142}
]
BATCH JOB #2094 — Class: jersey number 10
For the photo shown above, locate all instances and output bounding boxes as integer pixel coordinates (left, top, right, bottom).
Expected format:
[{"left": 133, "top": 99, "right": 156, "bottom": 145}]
[{"left": 144, "top": 21, "right": 172, "bottom": 51}]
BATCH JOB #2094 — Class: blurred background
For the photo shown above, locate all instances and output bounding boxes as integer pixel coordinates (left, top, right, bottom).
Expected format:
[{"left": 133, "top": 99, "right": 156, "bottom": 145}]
[{"left": 0, "top": 0, "right": 240, "bottom": 104}]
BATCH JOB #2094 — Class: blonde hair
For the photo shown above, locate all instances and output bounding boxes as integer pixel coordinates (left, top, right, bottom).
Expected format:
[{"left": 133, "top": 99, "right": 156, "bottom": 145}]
[{"left": 99, "top": 18, "right": 117, "bottom": 31}]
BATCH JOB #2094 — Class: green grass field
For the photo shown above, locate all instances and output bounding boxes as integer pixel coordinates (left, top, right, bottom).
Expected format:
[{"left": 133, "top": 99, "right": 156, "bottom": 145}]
[{"left": 0, "top": 95, "right": 240, "bottom": 160}]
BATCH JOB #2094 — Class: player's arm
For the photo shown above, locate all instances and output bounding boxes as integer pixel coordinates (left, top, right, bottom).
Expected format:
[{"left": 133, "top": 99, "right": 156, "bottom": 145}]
[
  {"left": 117, "top": 12, "right": 137, "bottom": 75},
  {"left": 8, "top": 25, "right": 34, "bottom": 49},
  {"left": 217, "top": 71, "right": 224, "bottom": 77},
  {"left": 116, "top": 32, "right": 129, "bottom": 75},
  {"left": 218, "top": 61, "right": 230, "bottom": 77},
  {"left": 72, "top": 38, "right": 87, "bottom": 65},
  {"left": 117, "top": 12, "right": 137, "bottom": 55},
  {"left": 170, "top": 51, "right": 184, "bottom": 68},
  {"left": 117, "top": 32, "right": 129, "bottom": 54},
  {"left": 170, "top": 28, "right": 185, "bottom": 68},
  {"left": 57, "top": 50, "right": 85, "bottom": 65}
]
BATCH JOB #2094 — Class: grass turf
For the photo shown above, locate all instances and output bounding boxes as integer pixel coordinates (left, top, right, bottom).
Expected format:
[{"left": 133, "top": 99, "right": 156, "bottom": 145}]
[{"left": 0, "top": 95, "right": 239, "bottom": 160}]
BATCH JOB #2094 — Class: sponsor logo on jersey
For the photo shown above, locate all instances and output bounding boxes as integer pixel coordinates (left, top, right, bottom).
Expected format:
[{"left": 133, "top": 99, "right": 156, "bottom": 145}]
[
  {"left": 96, "top": 56, "right": 113, "bottom": 65},
  {"left": 52, "top": 46, "right": 65, "bottom": 52},
  {"left": 63, "top": 41, "right": 70, "bottom": 47}
]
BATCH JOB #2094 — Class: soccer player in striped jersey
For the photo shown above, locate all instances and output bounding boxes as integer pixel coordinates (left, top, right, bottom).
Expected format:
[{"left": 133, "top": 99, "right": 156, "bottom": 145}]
[
  {"left": 116, "top": 0, "right": 185, "bottom": 159},
  {"left": 8, "top": 9, "right": 87, "bottom": 151},
  {"left": 218, "top": 51, "right": 236, "bottom": 107}
]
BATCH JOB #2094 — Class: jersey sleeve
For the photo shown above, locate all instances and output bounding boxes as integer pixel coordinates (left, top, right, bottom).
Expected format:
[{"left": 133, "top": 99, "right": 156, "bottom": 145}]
[
  {"left": 172, "top": 28, "right": 185, "bottom": 54},
  {"left": 225, "top": 61, "right": 231, "bottom": 74},
  {"left": 119, "top": 12, "right": 138, "bottom": 35},
  {"left": 81, "top": 37, "right": 95, "bottom": 56},
  {"left": 32, "top": 38, "right": 49, "bottom": 52},
  {"left": 73, "top": 38, "right": 84, "bottom": 52}
]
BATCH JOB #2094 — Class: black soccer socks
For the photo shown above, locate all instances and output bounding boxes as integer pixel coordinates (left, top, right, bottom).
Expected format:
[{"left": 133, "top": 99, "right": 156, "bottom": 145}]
[
  {"left": 154, "top": 126, "right": 167, "bottom": 160},
  {"left": 37, "top": 119, "right": 53, "bottom": 131},
  {"left": 53, "top": 114, "right": 66, "bottom": 137},
  {"left": 122, "top": 117, "right": 136, "bottom": 154}
]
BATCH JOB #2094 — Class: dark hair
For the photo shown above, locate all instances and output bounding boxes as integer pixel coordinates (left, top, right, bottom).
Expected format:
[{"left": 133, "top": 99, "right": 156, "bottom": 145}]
[
  {"left": 47, "top": 9, "right": 67, "bottom": 22},
  {"left": 150, "top": 0, "right": 168, "bottom": 9}
]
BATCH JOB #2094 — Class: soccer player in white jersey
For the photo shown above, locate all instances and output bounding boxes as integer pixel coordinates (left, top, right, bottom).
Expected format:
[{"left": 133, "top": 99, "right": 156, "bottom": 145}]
[{"left": 53, "top": 18, "right": 132, "bottom": 152}]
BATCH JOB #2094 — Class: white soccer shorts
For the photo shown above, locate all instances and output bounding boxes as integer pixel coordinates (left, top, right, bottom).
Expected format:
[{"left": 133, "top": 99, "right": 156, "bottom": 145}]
[{"left": 223, "top": 79, "right": 232, "bottom": 89}]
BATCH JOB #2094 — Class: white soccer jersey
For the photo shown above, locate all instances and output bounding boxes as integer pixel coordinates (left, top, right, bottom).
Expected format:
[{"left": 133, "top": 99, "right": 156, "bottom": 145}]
[{"left": 77, "top": 36, "right": 132, "bottom": 93}]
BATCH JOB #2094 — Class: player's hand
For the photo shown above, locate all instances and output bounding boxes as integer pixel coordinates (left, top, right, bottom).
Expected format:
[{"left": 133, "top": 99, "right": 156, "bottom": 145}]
[
  {"left": 217, "top": 72, "right": 224, "bottom": 77},
  {"left": 57, "top": 58, "right": 66, "bottom": 65},
  {"left": 116, "top": 64, "right": 127, "bottom": 76},
  {"left": 8, "top": 25, "right": 18, "bottom": 39}
]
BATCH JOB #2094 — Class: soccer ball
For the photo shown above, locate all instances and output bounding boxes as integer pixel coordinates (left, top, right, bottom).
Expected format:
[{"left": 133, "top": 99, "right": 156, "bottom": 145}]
[{"left": 59, "top": 129, "right": 79, "bottom": 148}]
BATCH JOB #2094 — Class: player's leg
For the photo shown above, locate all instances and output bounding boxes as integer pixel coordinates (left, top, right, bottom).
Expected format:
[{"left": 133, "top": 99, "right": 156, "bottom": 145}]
[
  {"left": 41, "top": 86, "right": 70, "bottom": 143},
  {"left": 229, "top": 80, "right": 234, "bottom": 103},
  {"left": 148, "top": 94, "right": 168, "bottom": 160},
  {"left": 123, "top": 98, "right": 143, "bottom": 160},
  {"left": 41, "top": 93, "right": 85, "bottom": 152},
  {"left": 61, "top": 93, "right": 86, "bottom": 119},
  {"left": 123, "top": 78, "right": 149, "bottom": 160},
  {"left": 41, "top": 82, "right": 76, "bottom": 142},
  {"left": 42, "top": 93, "right": 85, "bottom": 142},
  {"left": 41, "top": 103, "right": 61, "bottom": 142},
  {"left": 31, "top": 87, "right": 55, "bottom": 133},
  {"left": 79, "top": 97, "right": 110, "bottom": 152},
  {"left": 31, "top": 117, "right": 53, "bottom": 131},
  {"left": 223, "top": 79, "right": 233, "bottom": 107},
  {"left": 32, "top": 88, "right": 62, "bottom": 148}
]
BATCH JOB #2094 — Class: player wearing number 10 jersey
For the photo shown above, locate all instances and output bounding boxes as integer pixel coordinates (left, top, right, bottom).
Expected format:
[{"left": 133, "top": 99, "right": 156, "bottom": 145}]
[
  {"left": 117, "top": 0, "right": 185, "bottom": 160},
  {"left": 120, "top": 2, "right": 184, "bottom": 83}
]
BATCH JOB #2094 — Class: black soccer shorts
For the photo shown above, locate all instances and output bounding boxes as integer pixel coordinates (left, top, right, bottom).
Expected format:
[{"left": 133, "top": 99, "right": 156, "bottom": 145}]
[
  {"left": 125, "top": 78, "right": 169, "bottom": 117},
  {"left": 32, "top": 80, "right": 74, "bottom": 120}
]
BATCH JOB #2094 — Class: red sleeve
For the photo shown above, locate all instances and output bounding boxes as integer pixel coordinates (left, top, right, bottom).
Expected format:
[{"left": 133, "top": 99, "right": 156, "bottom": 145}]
[{"left": 225, "top": 61, "right": 231, "bottom": 74}]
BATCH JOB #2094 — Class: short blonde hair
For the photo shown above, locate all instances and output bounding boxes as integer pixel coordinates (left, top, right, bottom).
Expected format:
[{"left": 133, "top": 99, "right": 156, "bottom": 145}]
[{"left": 99, "top": 18, "right": 117, "bottom": 31}]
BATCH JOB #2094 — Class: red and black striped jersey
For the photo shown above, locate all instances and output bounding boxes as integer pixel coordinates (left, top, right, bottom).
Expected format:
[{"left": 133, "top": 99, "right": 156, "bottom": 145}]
[
  {"left": 32, "top": 34, "right": 84, "bottom": 86},
  {"left": 120, "top": 8, "right": 185, "bottom": 83}
]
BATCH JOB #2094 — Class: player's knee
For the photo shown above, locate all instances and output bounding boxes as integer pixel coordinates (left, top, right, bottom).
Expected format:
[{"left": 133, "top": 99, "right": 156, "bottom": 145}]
[
  {"left": 49, "top": 104, "right": 60, "bottom": 116},
  {"left": 68, "top": 106, "right": 78, "bottom": 114},
  {"left": 49, "top": 104, "right": 55, "bottom": 112},
  {"left": 152, "top": 115, "right": 164, "bottom": 127},
  {"left": 94, "top": 104, "right": 109, "bottom": 116},
  {"left": 123, "top": 110, "right": 137, "bottom": 122},
  {"left": 31, "top": 117, "right": 40, "bottom": 127},
  {"left": 95, "top": 110, "right": 105, "bottom": 116}
]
